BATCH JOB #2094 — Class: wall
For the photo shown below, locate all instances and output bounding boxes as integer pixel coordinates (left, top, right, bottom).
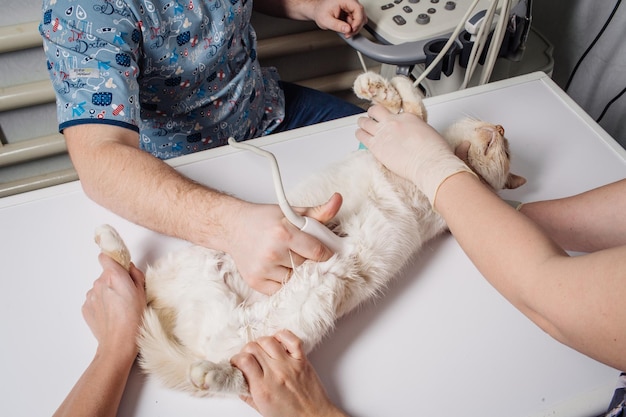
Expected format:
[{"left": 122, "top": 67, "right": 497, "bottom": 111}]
[
  {"left": 533, "top": 0, "right": 626, "bottom": 149},
  {"left": 0, "top": 0, "right": 65, "bottom": 183},
  {"left": 1, "top": 0, "right": 623, "bottom": 193},
  {"left": 0, "top": 1, "right": 374, "bottom": 191}
]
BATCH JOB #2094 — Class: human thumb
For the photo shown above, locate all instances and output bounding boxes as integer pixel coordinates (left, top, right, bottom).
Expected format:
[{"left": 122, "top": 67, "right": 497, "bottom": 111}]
[{"left": 302, "top": 192, "right": 343, "bottom": 224}]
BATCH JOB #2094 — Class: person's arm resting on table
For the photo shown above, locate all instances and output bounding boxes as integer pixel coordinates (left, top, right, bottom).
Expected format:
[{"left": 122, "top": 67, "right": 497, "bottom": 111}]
[
  {"left": 519, "top": 180, "right": 626, "bottom": 253},
  {"left": 44, "top": 0, "right": 349, "bottom": 296},
  {"left": 64, "top": 123, "right": 340, "bottom": 296},
  {"left": 356, "top": 104, "right": 626, "bottom": 371}
]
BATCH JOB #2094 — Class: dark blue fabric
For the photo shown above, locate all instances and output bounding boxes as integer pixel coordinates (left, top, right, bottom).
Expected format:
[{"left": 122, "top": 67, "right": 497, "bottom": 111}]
[
  {"left": 273, "top": 81, "right": 364, "bottom": 133},
  {"left": 603, "top": 373, "right": 626, "bottom": 417},
  {"left": 604, "top": 388, "right": 625, "bottom": 416}
]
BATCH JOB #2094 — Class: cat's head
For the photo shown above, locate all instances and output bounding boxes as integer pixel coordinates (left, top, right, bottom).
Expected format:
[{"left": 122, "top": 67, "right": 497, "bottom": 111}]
[{"left": 443, "top": 118, "right": 526, "bottom": 190}]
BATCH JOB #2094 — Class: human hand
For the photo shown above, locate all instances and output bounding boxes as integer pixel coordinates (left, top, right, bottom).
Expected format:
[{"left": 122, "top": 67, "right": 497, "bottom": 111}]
[
  {"left": 356, "top": 104, "right": 473, "bottom": 205},
  {"left": 311, "top": 0, "right": 367, "bottom": 38},
  {"left": 231, "top": 330, "right": 348, "bottom": 417},
  {"left": 82, "top": 254, "right": 146, "bottom": 361},
  {"left": 227, "top": 193, "right": 343, "bottom": 295}
]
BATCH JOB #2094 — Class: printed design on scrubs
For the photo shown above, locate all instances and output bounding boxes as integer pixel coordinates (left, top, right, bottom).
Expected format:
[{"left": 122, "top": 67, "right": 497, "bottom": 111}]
[
  {"left": 604, "top": 372, "right": 626, "bottom": 417},
  {"left": 40, "top": 0, "right": 285, "bottom": 159}
]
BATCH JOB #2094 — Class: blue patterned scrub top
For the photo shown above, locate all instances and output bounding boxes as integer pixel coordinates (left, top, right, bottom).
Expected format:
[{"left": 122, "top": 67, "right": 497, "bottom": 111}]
[{"left": 40, "top": 0, "right": 285, "bottom": 159}]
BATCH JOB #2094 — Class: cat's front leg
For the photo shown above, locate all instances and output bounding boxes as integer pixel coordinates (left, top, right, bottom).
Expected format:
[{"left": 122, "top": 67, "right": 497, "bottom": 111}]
[
  {"left": 353, "top": 71, "right": 402, "bottom": 114},
  {"left": 189, "top": 360, "right": 248, "bottom": 396},
  {"left": 390, "top": 76, "right": 428, "bottom": 121}
]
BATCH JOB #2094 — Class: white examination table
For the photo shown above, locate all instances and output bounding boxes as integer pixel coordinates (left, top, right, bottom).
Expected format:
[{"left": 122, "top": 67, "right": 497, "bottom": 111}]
[{"left": 1, "top": 72, "right": 624, "bottom": 417}]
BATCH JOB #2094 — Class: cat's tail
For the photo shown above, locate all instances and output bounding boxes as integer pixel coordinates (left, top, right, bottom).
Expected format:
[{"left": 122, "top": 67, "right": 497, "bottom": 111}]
[
  {"left": 138, "top": 307, "right": 199, "bottom": 392},
  {"left": 138, "top": 308, "right": 248, "bottom": 396}
]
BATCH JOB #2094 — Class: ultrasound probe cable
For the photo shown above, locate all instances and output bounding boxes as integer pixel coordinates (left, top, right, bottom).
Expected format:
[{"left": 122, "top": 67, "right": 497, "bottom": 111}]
[
  {"left": 413, "top": 0, "right": 482, "bottom": 87},
  {"left": 227, "top": 137, "right": 344, "bottom": 253}
]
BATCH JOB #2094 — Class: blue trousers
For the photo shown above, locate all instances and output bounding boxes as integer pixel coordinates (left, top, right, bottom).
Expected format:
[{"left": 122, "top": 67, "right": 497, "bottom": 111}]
[{"left": 273, "top": 81, "right": 364, "bottom": 133}]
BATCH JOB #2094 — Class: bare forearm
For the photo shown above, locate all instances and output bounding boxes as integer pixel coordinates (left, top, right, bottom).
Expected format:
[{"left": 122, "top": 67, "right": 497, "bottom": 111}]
[
  {"left": 64, "top": 124, "right": 342, "bottom": 293},
  {"left": 253, "top": 0, "right": 366, "bottom": 38},
  {"left": 436, "top": 173, "right": 626, "bottom": 370},
  {"left": 66, "top": 126, "right": 241, "bottom": 251},
  {"left": 53, "top": 352, "right": 134, "bottom": 417},
  {"left": 253, "top": 0, "right": 314, "bottom": 20},
  {"left": 520, "top": 179, "right": 626, "bottom": 252},
  {"left": 436, "top": 173, "right": 566, "bottom": 316},
  {"left": 85, "top": 143, "right": 233, "bottom": 247}
]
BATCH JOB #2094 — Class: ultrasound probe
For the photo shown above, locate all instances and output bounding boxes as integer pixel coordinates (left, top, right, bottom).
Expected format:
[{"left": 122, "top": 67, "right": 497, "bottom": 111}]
[{"left": 228, "top": 137, "right": 344, "bottom": 254}]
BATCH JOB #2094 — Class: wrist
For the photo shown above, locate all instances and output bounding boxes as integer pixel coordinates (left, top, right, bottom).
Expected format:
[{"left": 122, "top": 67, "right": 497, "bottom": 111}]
[
  {"left": 292, "top": 0, "right": 316, "bottom": 21},
  {"left": 504, "top": 199, "right": 525, "bottom": 211},
  {"left": 184, "top": 189, "right": 244, "bottom": 250},
  {"left": 417, "top": 157, "right": 475, "bottom": 207},
  {"left": 95, "top": 343, "right": 137, "bottom": 369},
  {"left": 327, "top": 406, "right": 350, "bottom": 417},
  {"left": 432, "top": 170, "right": 479, "bottom": 212},
  {"left": 312, "top": 398, "right": 351, "bottom": 417}
]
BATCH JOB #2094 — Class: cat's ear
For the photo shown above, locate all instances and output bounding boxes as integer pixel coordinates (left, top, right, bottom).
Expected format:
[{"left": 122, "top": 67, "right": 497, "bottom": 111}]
[{"left": 504, "top": 173, "right": 526, "bottom": 189}]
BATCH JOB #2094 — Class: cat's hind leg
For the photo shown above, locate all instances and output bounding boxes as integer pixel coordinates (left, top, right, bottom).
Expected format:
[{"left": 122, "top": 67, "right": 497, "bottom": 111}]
[
  {"left": 390, "top": 76, "right": 428, "bottom": 121},
  {"left": 94, "top": 224, "right": 132, "bottom": 271},
  {"left": 189, "top": 360, "right": 248, "bottom": 396},
  {"left": 140, "top": 307, "right": 248, "bottom": 397},
  {"left": 353, "top": 71, "right": 402, "bottom": 114}
]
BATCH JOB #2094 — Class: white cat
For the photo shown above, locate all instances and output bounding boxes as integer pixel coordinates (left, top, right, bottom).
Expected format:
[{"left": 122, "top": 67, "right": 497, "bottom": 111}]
[{"left": 95, "top": 71, "right": 526, "bottom": 397}]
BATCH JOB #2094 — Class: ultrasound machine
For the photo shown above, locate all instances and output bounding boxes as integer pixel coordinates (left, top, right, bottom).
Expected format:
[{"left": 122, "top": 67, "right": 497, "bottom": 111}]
[{"left": 343, "top": 0, "right": 534, "bottom": 96}]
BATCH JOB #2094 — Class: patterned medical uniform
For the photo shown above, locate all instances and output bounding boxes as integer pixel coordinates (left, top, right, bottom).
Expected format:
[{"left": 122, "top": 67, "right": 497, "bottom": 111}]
[
  {"left": 40, "top": 0, "right": 285, "bottom": 159},
  {"left": 604, "top": 373, "right": 626, "bottom": 417}
]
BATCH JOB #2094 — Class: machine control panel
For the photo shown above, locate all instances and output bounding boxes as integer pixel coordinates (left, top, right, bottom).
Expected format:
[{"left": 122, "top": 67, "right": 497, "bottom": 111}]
[{"left": 360, "top": 0, "right": 498, "bottom": 44}]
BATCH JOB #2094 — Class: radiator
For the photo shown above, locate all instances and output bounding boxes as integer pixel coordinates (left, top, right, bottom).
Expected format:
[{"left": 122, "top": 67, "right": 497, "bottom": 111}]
[{"left": 0, "top": 18, "right": 374, "bottom": 198}]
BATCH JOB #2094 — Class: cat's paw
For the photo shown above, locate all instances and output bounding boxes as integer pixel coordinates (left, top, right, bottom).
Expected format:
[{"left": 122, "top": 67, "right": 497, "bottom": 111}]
[
  {"left": 353, "top": 72, "right": 402, "bottom": 113},
  {"left": 94, "top": 224, "right": 131, "bottom": 271},
  {"left": 189, "top": 360, "right": 248, "bottom": 396},
  {"left": 390, "top": 76, "right": 428, "bottom": 121}
]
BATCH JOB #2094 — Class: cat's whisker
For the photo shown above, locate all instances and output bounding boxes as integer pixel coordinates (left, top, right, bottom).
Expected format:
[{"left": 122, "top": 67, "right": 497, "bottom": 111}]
[
  {"left": 287, "top": 249, "right": 297, "bottom": 269},
  {"left": 283, "top": 268, "right": 292, "bottom": 285}
]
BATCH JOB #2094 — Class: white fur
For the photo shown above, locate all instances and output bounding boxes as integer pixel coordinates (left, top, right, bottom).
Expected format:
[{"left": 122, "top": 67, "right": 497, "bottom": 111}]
[{"left": 95, "top": 71, "right": 525, "bottom": 397}]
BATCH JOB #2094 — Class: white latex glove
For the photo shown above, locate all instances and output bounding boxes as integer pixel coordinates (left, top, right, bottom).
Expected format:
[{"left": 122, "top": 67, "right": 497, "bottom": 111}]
[{"left": 356, "top": 104, "right": 474, "bottom": 206}]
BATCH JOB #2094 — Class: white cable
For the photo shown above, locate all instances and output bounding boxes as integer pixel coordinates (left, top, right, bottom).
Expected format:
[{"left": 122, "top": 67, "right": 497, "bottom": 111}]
[
  {"left": 227, "top": 137, "right": 305, "bottom": 229},
  {"left": 461, "top": 0, "right": 498, "bottom": 89},
  {"left": 474, "top": 0, "right": 499, "bottom": 82},
  {"left": 413, "top": 0, "right": 482, "bottom": 87},
  {"left": 227, "top": 137, "right": 345, "bottom": 254},
  {"left": 356, "top": 50, "right": 368, "bottom": 73},
  {"left": 479, "top": 0, "right": 511, "bottom": 84},
  {"left": 462, "top": 0, "right": 497, "bottom": 88}
]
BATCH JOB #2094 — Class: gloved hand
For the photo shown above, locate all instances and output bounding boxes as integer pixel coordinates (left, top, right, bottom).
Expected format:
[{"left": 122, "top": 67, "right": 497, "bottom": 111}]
[{"left": 356, "top": 104, "right": 474, "bottom": 206}]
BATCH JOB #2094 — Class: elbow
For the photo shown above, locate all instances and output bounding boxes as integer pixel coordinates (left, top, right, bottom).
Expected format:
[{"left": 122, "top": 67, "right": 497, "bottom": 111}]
[
  {"left": 77, "top": 176, "right": 101, "bottom": 204},
  {"left": 68, "top": 155, "right": 113, "bottom": 209}
]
